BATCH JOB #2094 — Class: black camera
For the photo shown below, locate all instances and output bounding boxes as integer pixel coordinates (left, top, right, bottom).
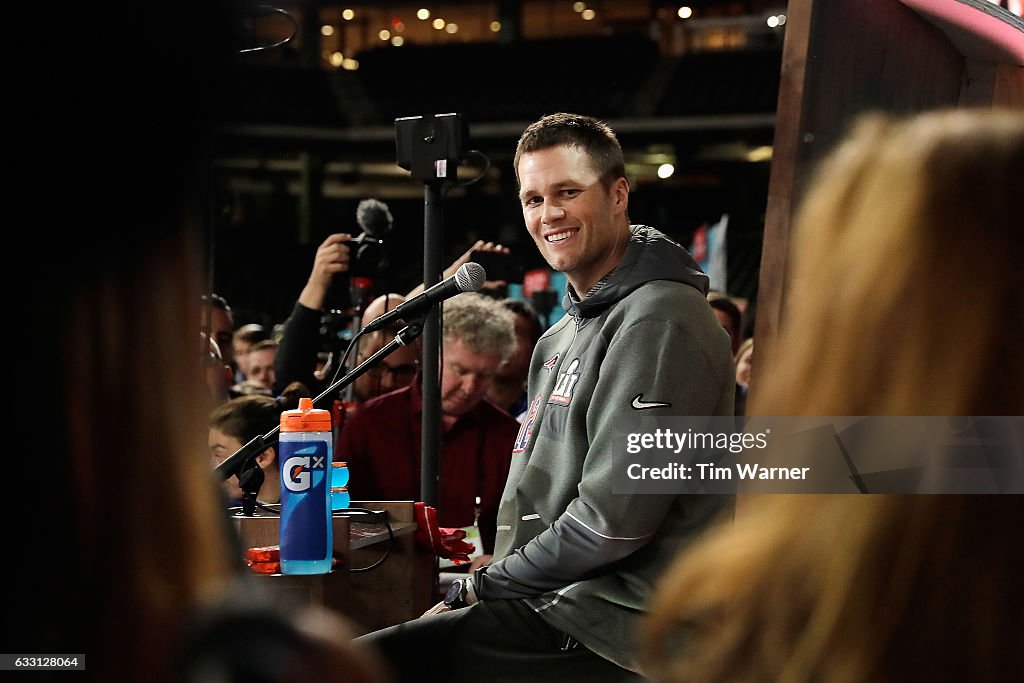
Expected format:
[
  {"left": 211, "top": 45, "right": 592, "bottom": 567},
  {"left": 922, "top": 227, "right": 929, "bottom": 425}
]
[
  {"left": 395, "top": 113, "right": 468, "bottom": 181},
  {"left": 350, "top": 237, "right": 388, "bottom": 278},
  {"left": 470, "top": 250, "right": 523, "bottom": 284},
  {"left": 319, "top": 309, "right": 352, "bottom": 350}
]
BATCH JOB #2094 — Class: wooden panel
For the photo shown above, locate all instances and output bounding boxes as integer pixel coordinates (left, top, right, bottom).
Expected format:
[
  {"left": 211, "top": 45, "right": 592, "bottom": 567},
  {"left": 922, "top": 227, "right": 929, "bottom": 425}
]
[
  {"left": 961, "top": 59, "right": 1000, "bottom": 105},
  {"left": 994, "top": 64, "right": 1024, "bottom": 106},
  {"left": 755, "top": 0, "right": 813, "bottom": 384},
  {"left": 229, "top": 500, "right": 434, "bottom": 635},
  {"left": 959, "top": 61, "right": 1024, "bottom": 106},
  {"left": 755, "top": 0, "right": 966, "bottom": 395},
  {"left": 231, "top": 512, "right": 351, "bottom": 559},
  {"left": 231, "top": 513, "right": 280, "bottom": 550},
  {"left": 795, "top": 0, "right": 964, "bottom": 172},
  {"left": 343, "top": 501, "right": 436, "bottom": 635},
  {"left": 231, "top": 513, "right": 356, "bottom": 613}
]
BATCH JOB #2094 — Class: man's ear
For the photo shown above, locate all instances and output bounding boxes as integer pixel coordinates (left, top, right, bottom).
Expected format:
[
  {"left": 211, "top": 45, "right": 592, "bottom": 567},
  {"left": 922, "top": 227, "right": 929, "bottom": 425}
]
[{"left": 613, "top": 176, "right": 629, "bottom": 214}]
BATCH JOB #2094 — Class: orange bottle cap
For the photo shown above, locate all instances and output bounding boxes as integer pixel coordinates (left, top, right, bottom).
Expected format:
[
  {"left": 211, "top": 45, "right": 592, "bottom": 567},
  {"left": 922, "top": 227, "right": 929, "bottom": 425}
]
[{"left": 280, "top": 397, "right": 332, "bottom": 432}]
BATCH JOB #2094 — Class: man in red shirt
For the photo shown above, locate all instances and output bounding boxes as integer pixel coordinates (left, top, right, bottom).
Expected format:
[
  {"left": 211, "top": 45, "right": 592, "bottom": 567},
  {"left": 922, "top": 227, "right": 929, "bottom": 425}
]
[{"left": 337, "top": 292, "right": 519, "bottom": 560}]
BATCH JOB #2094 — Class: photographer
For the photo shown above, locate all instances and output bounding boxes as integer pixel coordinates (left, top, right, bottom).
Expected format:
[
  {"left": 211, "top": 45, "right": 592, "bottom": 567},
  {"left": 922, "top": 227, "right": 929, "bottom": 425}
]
[
  {"left": 273, "top": 233, "right": 352, "bottom": 398},
  {"left": 275, "top": 233, "right": 419, "bottom": 404}
]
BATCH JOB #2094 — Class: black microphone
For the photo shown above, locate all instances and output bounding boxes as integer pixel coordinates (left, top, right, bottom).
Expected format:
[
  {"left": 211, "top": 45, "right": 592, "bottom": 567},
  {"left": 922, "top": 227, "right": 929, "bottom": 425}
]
[
  {"left": 362, "top": 262, "right": 486, "bottom": 333},
  {"left": 349, "top": 198, "right": 393, "bottom": 310},
  {"left": 350, "top": 199, "right": 392, "bottom": 272},
  {"left": 355, "top": 198, "right": 393, "bottom": 238}
]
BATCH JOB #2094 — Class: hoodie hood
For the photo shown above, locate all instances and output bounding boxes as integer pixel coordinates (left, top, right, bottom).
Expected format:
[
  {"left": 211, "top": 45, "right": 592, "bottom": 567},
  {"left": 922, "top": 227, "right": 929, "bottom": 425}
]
[{"left": 563, "top": 224, "right": 709, "bottom": 319}]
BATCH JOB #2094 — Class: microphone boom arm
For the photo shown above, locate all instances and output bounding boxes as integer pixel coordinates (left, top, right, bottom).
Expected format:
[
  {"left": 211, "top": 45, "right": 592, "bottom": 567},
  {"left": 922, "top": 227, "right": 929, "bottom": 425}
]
[{"left": 214, "top": 320, "right": 426, "bottom": 482}]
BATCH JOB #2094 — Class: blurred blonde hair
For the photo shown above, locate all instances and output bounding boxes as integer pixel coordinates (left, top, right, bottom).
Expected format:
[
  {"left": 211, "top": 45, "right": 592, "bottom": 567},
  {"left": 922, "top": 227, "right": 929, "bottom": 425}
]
[
  {"left": 641, "top": 108, "right": 1024, "bottom": 683},
  {"left": 734, "top": 337, "right": 754, "bottom": 368},
  {"left": 643, "top": 494, "right": 1023, "bottom": 682},
  {"left": 761, "top": 108, "right": 1023, "bottom": 416}
]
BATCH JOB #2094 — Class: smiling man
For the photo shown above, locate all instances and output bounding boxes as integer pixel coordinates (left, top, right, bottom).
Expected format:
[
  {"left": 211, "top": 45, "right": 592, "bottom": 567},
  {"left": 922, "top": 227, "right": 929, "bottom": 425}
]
[{"left": 358, "top": 113, "right": 736, "bottom": 682}]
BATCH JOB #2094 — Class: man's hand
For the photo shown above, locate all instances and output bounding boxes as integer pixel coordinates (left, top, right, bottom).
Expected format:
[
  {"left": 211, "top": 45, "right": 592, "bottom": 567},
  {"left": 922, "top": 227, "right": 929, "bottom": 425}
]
[
  {"left": 462, "top": 241, "right": 512, "bottom": 290},
  {"left": 468, "top": 554, "right": 492, "bottom": 573},
  {"left": 420, "top": 601, "right": 451, "bottom": 618},
  {"left": 419, "top": 574, "right": 478, "bottom": 618},
  {"left": 406, "top": 240, "right": 511, "bottom": 298},
  {"left": 298, "top": 233, "right": 351, "bottom": 310}
]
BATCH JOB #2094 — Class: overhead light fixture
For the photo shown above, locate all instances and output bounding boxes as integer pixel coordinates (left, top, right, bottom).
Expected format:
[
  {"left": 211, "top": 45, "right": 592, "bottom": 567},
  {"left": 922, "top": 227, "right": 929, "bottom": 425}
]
[{"left": 746, "top": 146, "right": 773, "bottom": 162}]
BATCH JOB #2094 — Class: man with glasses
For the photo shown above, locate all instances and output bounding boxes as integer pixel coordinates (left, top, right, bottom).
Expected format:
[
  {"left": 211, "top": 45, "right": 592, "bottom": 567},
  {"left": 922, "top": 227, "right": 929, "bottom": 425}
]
[
  {"left": 337, "top": 292, "right": 519, "bottom": 559},
  {"left": 274, "top": 232, "right": 421, "bottom": 403},
  {"left": 349, "top": 293, "right": 422, "bottom": 403}
]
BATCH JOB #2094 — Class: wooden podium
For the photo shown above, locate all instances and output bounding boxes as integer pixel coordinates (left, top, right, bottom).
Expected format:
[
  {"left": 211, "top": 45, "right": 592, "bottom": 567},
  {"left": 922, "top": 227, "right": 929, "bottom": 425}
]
[
  {"left": 754, "top": 0, "right": 1023, "bottom": 392},
  {"left": 230, "top": 500, "right": 435, "bottom": 635}
]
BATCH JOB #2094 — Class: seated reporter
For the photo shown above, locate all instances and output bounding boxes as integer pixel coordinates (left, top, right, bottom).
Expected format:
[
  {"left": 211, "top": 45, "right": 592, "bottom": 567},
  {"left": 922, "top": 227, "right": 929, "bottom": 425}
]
[
  {"left": 208, "top": 382, "right": 310, "bottom": 507},
  {"left": 337, "top": 293, "right": 519, "bottom": 558}
]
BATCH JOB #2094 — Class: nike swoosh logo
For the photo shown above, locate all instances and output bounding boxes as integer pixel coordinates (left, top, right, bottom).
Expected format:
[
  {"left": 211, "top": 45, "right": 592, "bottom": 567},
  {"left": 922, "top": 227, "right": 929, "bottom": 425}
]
[{"left": 631, "top": 394, "right": 670, "bottom": 410}]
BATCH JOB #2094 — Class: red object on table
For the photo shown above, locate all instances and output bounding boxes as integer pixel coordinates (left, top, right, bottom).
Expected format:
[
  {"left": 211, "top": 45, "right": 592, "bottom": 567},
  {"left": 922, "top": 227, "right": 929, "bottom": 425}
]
[
  {"left": 413, "top": 501, "right": 476, "bottom": 565},
  {"left": 245, "top": 545, "right": 280, "bottom": 564}
]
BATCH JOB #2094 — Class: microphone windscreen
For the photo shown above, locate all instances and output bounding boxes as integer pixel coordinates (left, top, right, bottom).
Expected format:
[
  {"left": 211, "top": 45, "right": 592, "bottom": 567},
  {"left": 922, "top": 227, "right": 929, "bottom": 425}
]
[
  {"left": 356, "top": 198, "right": 393, "bottom": 237},
  {"left": 455, "top": 262, "right": 486, "bottom": 292}
]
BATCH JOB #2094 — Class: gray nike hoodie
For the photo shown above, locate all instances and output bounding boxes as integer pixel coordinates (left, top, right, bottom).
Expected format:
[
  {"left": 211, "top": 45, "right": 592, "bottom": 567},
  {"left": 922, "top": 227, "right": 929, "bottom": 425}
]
[{"left": 474, "top": 224, "right": 735, "bottom": 673}]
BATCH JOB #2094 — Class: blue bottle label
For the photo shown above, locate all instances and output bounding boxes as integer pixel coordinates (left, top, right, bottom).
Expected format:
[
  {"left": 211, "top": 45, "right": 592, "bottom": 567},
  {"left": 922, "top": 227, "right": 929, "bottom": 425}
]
[{"left": 279, "top": 439, "right": 331, "bottom": 562}]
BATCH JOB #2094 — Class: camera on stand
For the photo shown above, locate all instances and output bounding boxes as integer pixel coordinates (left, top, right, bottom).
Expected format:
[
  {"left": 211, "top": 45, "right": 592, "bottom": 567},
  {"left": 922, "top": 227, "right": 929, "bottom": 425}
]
[{"left": 395, "top": 113, "right": 469, "bottom": 182}]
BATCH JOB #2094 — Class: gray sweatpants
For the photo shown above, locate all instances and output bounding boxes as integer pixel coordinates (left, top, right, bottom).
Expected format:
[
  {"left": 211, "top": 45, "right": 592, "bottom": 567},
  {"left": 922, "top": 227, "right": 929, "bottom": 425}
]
[{"left": 356, "top": 598, "right": 647, "bottom": 683}]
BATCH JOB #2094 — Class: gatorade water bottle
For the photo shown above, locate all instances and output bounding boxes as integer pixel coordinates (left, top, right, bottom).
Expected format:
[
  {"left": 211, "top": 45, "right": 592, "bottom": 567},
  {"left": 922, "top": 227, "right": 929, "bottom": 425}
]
[
  {"left": 331, "top": 462, "right": 350, "bottom": 511},
  {"left": 331, "top": 461, "right": 350, "bottom": 489},
  {"left": 278, "top": 397, "right": 333, "bottom": 575},
  {"left": 331, "top": 486, "right": 351, "bottom": 511}
]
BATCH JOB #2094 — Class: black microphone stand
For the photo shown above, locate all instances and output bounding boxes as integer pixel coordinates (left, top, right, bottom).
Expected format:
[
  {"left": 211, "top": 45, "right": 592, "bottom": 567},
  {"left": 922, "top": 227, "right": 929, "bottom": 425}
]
[
  {"left": 420, "top": 181, "right": 443, "bottom": 509},
  {"left": 215, "top": 320, "right": 425, "bottom": 516},
  {"left": 394, "top": 112, "right": 468, "bottom": 510},
  {"left": 236, "top": 461, "right": 264, "bottom": 518}
]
